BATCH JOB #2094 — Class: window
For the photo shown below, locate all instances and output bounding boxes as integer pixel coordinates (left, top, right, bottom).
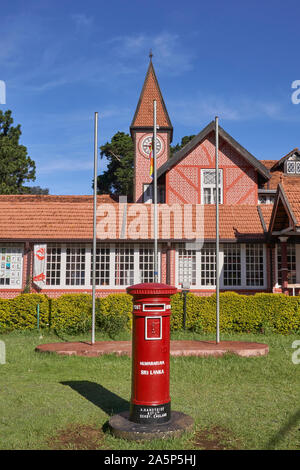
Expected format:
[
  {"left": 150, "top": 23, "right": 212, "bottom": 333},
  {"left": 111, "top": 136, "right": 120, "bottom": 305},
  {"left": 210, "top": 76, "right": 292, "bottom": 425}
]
[
  {"left": 46, "top": 244, "right": 61, "bottom": 286},
  {"left": 176, "top": 242, "right": 266, "bottom": 289},
  {"left": 223, "top": 243, "right": 241, "bottom": 286},
  {"left": 201, "top": 169, "right": 223, "bottom": 204},
  {"left": 115, "top": 243, "right": 134, "bottom": 286},
  {"left": 143, "top": 184, "right": 165, "bottom": 203},
  {"left": 258, "top": 194, "right": 275, "bottom": 204},
  {"left": 200, "top": 243, "right": 216, "bottom": 286},
  {"left": 178, "top": 244, "right": 196, "bottom": 286},
  {"left": 277, "top": 243, "right": 296, "bottom": 285},
  {"left": 286, "top": 155, "right": 300, "bottom": 175},
  {"left": 139, "top": 244, "right": 155, "bottom": 283},
  {"left": 66, "top": 244, "right": 86, "bottom": 286},
  {"left": 0, "top": 243, "right": 23, "bottom": 288},
  {"left": 246, "top": 244, "right": 264, "bottom": 286},
  {"left": 91, "top": 244, "right": 110, "bottom": 286}
]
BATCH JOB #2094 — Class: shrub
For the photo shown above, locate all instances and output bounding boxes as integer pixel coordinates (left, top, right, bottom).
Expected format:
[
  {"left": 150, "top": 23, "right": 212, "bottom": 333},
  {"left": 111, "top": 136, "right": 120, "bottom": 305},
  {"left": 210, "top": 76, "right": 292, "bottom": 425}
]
[
  {"left": 97, "top": 294, "right": 132, "bottom": 338},
  {"left": 0, "top": 291, "right": 299, "bottom": 335},
  {"left": 0, "top": 298, "right": 14, "bottom": 332},
  {"left": 0, "top": 294, "right": 49, "bottom": 331},
  {"left": 50, "top": 294, "right": 92, "bottom": 334}
]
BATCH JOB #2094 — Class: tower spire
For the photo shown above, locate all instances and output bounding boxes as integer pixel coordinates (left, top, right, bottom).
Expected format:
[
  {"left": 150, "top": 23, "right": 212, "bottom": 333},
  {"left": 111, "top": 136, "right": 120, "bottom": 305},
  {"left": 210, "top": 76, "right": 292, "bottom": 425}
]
[{"left": 149, "top": 49, "right": 153, "bottom": 61}]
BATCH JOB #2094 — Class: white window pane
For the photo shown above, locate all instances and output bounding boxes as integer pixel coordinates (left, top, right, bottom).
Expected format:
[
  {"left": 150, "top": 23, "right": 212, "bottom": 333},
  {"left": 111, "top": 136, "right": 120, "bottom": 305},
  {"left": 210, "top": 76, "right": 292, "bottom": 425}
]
[
  {"left": 46, "top": 243, "right": 61, "bottom": 286},
  {"left": 178, "top": 243, "right": 196, "bottom": 286},
  {"left": 246, "top": 244, "right": 264, "bottom": 286},
  {"left": 91, "top": 244, "right": 110, "bottom": 286},
  {"left": 66, "top": 244, "right": 86, "bottom": 286},
  {"left": 223, "top": 243, "right": 241, "bottom": 286},
  {"left": 204, "top": 188, "right": 211, "bottom": 204},
  {"left": 115, "top": 243, "right": 134, "bottom": 286}
]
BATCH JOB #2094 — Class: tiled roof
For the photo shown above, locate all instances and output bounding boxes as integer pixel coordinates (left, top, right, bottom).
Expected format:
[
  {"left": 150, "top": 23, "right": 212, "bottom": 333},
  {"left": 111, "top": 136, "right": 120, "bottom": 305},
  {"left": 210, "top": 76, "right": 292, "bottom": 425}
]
[
  {"left": 0, "top": 195, "right": 117, "bottom": 240},
  {"left": 202, "top": 205, "right": 266, "bottom": 240},
  {"left": 130, "top": 61, "right": 172, "bottom": 132},
  {"left": 0, "top": 195, "right": 266, "bottom": 241},
  {"left": 280, "top": 177, "right": 300, "bottom": 226},
  {"left": 258, "top": 204, "right": 274, "bottom": 231},
  {"left": 260, "top": 160, "right": 278, "bottom": 170}
]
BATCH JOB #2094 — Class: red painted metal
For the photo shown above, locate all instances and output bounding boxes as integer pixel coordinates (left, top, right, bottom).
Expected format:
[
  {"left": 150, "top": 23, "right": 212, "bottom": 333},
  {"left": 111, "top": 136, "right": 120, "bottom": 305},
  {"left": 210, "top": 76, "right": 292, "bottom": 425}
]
[{"left": 127, "top": 282, "right": 177, "bottom": 424}]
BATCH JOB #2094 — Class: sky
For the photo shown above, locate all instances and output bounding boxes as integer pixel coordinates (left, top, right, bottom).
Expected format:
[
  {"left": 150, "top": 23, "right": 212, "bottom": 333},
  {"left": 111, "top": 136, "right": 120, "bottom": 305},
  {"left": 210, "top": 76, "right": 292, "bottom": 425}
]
[{"left": 1, "top": 0, "right": 300, "bottom": 195}]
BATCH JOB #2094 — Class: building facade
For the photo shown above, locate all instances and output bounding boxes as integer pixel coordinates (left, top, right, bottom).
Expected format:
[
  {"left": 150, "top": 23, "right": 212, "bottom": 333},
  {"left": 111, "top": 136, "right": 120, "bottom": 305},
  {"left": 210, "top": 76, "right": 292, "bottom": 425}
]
[{"left": 1, "top": 60, "right": 300, "bottom": 298}]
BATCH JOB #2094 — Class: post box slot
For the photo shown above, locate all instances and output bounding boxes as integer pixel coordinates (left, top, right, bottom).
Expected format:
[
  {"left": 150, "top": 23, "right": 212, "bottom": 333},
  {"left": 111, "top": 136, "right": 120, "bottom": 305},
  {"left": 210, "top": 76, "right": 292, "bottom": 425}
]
[{"left": 142, "top": 304, "right": 165, "bottom": 312}]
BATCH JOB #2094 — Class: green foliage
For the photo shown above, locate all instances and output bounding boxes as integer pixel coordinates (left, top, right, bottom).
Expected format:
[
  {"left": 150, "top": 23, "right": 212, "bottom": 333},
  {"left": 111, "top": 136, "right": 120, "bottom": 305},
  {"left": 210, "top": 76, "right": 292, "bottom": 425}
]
[
  {"left": 97, "top": 294, "right": 133, "bottom": 338},
  {"left": 170, "top": 292, "right": 300, "bottom": 335},
  {"left": 0, "top": 294, "right": 49, "bottom": 331},
  {"left": 50, "top": 294, "right": 92, "bottom": 334},
  {"left": 97, "top": 132, "right": 134, "bottom": 200},
  {"left": 170, "top": 135, "right": 196, "bottom": 158},
  {"left": 0, "top": 110, "right": 36, "bottom": 194},
  {"left": 0, "top": 292, "right": 300, "bottom": 335}
]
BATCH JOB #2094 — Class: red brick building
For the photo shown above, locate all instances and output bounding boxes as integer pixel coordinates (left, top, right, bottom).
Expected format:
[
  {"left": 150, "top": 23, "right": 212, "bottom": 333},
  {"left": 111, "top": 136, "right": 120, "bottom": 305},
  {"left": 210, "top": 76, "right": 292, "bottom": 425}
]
[{"left": 1, "top": 60, "right": 300, "bottom": 298}]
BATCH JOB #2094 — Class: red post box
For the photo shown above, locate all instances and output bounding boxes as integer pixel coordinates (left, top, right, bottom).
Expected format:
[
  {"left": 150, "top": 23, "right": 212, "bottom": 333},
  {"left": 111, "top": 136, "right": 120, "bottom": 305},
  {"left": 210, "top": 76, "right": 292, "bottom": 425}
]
[{"left": 127, "top": 282, "right": 177, "bottom": 425}]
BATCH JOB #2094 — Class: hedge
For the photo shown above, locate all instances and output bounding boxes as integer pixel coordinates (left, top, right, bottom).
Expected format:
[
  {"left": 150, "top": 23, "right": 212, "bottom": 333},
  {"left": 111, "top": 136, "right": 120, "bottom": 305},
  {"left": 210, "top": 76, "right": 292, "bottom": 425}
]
[{"left": 0, "top": 292, "right": 300, "bottom": 335}]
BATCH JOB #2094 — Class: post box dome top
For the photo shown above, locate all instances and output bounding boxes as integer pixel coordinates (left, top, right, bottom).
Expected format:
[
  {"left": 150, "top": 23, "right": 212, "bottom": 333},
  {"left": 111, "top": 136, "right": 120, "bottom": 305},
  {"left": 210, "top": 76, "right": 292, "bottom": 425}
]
[{"left": 127, "top": 283, "right": 177, "bottom": 295}]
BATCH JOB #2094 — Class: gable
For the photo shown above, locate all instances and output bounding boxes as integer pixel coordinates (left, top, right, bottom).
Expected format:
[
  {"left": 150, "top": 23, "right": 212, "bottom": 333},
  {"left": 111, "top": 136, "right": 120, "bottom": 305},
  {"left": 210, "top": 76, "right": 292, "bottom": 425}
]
[
  {"left": 157, "top": 121, "right": 270, "bottom": 180},
  {"left": 165, "top": 128, "right": 262, "bottom": 205}
]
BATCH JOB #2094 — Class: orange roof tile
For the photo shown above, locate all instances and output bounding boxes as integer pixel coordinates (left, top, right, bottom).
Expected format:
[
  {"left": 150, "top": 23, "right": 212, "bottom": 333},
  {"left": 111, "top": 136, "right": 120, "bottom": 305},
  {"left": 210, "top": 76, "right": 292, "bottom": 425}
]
[
  {"left": 130, "top": 61, "right": 172, "bottom": 131},
  {"left": 0, "top": 195, "right": 266, "bottom": 241},
  {"left": 281, "top": 177, "right": 300, "bottom": 226}
]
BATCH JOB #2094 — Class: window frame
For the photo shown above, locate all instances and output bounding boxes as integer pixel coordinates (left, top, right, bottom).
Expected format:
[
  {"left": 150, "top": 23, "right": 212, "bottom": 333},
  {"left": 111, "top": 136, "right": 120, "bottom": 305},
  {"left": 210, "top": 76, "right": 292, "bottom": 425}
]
[
  {"left": 201, "top": 169, "right": 223, "bottom": 204},
  {"left": 175, "top": 242, "right": 266, "bottom": 290},
  {"left": 44, "top": 242, "right": 161, "bottom": 289}
]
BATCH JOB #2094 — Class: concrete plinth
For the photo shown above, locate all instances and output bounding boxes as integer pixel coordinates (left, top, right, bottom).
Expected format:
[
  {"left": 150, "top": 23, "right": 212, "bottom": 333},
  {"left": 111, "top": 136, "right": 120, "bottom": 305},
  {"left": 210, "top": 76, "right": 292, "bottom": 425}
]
[
  {"left": 35, "top": 340, "right": 269, "bottom": 358},
  {"left": 108, "top": 410, "right": 194, "bottom": 441}
]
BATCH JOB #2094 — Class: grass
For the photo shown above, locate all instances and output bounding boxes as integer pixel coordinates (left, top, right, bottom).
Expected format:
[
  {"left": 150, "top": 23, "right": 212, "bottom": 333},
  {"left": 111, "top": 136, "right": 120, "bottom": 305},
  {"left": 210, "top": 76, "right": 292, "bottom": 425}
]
[{"left": 0, "top": 329, "right": 299, "bottom": 450}]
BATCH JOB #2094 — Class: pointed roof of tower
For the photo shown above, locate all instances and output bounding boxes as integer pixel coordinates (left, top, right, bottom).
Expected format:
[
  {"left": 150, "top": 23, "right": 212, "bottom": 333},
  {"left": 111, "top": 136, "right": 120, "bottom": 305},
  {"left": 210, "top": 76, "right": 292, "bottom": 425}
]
[{"left": 130, "top": 57, "right": 173, "bottom": 140}]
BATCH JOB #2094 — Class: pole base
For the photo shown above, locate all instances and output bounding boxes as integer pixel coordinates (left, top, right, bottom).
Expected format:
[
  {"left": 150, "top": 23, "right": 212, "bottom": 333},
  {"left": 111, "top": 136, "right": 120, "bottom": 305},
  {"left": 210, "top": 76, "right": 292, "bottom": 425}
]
[
  {"left": 130, "top": 402, "right": 171, "bottom": 424},
  {"left": 108, "top": 410, "right": 194, "bottom": 441}
]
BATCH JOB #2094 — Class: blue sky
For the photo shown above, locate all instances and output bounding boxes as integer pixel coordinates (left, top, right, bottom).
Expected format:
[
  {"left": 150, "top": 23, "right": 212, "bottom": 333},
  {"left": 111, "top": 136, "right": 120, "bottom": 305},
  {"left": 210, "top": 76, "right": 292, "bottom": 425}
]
[{"left": 1, "top": 0, "right": 300, "bottom": 195}]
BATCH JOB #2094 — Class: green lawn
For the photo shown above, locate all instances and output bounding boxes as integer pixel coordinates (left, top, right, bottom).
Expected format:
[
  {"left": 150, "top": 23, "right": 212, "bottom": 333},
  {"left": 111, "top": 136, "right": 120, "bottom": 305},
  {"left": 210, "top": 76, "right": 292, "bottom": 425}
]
[{"left": 0, "top": 329, "right": 299, "bottom": 450}]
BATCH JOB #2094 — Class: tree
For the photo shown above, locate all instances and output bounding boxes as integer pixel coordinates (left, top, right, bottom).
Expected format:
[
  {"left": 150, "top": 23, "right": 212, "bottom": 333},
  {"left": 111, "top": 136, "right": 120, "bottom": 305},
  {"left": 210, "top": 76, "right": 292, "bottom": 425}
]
[
  {"left": 24, "top": 186, "right": 49, "bottom": 195},
  {"left": 97, "top": 132, "right": 134, "bottom": 200},
  {"left": 170, "top": 135, "right": 196, "bottom": 157},
  {"left": 97, "top": 132, "right": 196, "bottom": 200},
  {"left": 0, "top": 110, "right": 36, "bottom": 194}
]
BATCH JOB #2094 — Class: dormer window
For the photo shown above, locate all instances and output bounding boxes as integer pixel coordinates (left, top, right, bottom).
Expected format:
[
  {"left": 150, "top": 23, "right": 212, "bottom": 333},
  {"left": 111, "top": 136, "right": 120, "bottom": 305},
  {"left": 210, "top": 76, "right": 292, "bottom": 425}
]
[{"left": 285, "top": 154, "right": 300, "bottom": 175}]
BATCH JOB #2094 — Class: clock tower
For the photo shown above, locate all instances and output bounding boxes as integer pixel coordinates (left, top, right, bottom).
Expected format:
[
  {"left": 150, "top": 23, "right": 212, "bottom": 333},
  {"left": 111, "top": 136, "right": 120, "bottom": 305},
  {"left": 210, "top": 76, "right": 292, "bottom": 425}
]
[{"left": 130, "top": 56, "right": 173, "bottom": 203}]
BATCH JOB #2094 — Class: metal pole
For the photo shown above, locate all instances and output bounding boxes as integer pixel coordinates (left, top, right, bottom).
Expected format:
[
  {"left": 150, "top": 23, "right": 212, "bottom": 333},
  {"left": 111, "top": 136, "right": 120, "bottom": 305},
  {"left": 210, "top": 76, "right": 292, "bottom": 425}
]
[
  {"left": 183, "top": 292, "right": 187, "bottom": 330},
  {"left": 153, "top": 100, "right": 158, "bottom": 283},
  {"left": 91, "top": 111, "right": 98, "bottom": 345},
  {"left": 215, "top": 116, "right": 220, "bottom": 344}
]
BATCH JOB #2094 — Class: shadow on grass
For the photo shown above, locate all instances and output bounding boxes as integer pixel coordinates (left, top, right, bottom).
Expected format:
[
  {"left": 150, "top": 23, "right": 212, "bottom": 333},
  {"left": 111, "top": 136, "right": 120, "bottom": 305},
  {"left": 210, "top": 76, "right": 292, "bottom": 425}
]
[
  {"left": 266, "top": 408, "right": 300, "bottom": 449},
  {"left": 61, "top": 380, "right": 129, "bottom": 417}
]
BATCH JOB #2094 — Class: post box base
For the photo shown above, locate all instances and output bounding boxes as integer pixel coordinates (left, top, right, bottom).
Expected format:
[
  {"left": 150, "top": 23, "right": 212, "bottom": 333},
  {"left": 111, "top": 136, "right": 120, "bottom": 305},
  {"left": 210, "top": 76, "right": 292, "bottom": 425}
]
[
  {"left": 130, "top": 402, "right": 171, "bottom": 424},
  {"left": 108, "top": 410, "right": 194, "bottom": 441}
]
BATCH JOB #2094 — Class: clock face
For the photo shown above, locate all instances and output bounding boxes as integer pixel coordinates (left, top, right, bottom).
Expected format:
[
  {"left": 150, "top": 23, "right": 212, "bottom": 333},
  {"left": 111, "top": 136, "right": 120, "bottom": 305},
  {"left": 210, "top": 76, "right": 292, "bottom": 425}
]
[{"left": 141, "top": 135, "right": 162, "bottom": 158}]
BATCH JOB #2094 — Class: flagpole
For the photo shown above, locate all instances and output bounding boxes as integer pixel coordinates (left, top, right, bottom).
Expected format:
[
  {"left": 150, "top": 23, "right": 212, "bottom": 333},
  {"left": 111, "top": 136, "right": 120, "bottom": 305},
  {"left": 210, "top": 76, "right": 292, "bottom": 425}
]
[
  {"left": 153, "top": 100, "right": 158, "bottom": 283},
  {"left": 91, "top": 111, "right": 98, "bottom": 345},
  {"left": 215, "top": 116, "right": 220, "bottom": 344}
]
